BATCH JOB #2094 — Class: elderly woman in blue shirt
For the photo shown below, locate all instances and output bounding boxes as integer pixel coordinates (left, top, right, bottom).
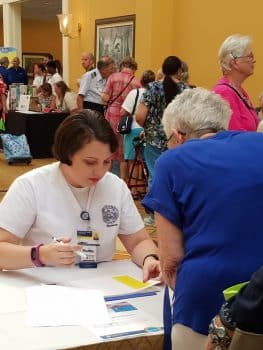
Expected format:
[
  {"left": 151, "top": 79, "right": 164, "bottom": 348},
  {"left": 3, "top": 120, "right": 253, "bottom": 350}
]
[{"left": 143, "top": 87, "right": 263, "bottom": 350}]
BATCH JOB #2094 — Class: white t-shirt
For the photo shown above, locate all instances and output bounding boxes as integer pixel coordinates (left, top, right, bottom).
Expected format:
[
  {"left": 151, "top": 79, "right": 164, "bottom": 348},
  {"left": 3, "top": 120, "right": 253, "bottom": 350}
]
[
  {"left": 32, "top": 75, "right": 44, "bottom": 88},
  {"left": 0, "top": 163, "right": 144, "bottom": 262},
  {"left": 122, "top": 87, "right": 145, "bottom": 130},
  {"left": 56, "top": 91, "right": 77, "bottom": 112}
]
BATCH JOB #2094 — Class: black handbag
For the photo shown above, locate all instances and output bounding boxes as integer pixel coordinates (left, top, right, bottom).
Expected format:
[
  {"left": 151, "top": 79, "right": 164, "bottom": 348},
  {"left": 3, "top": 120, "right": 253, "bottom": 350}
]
[{"left": 117, "top": 88, "right": 139, "bottom": 135}]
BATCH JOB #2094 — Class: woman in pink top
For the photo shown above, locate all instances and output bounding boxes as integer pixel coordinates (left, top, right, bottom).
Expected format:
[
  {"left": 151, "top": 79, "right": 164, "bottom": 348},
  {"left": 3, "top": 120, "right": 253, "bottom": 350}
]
[
  {"left": 102, "top": 57, "right": 141, "bottom": 180},
  {"left": 213, "top": 34, "right": 258, "bottom": 131}
]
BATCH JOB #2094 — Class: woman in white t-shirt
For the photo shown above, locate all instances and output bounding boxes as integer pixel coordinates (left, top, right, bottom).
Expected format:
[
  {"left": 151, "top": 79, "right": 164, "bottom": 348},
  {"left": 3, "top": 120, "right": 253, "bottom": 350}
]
[
  {"left": 0, "top": 111, "right": 161, "bottom": 281},
  {"left": 121, "top": 70, "right": 155, "bottom": 199},
  {"left": 51, "top": 81, "right": 78, "bottom": 114},
  {"left": 32, "top": 63, "right": 46, "bottom": 92}
]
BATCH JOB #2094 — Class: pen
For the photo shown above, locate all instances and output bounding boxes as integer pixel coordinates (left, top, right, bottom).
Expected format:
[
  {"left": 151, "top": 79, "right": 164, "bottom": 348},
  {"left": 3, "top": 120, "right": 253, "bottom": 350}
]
[{"left": 52, "top": 236, "right": 87, "bottom": 259}]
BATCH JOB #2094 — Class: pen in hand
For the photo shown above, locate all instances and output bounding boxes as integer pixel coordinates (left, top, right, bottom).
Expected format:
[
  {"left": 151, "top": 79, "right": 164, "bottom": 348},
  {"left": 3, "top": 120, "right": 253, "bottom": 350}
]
[{"left": 52, "top": 236, "right": 87, "bottom": 259}]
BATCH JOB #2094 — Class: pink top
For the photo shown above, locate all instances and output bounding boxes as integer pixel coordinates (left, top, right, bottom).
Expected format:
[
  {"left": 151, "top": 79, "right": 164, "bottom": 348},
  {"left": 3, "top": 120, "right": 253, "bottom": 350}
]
[{"left": 213, "top": 77, "right": 258, "bottom": 131}]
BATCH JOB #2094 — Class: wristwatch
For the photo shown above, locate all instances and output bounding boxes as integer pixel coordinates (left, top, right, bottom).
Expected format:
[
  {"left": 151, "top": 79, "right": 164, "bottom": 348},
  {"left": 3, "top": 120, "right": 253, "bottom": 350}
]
[
  {"left": 208, "top": 316, "right": 232, "bottom": 350},
  {"left": 31, "top": 244, "right": 45, "bottom": 267},
  {"left": 219, "top": 300, "right": 237, "bottom": 331}
]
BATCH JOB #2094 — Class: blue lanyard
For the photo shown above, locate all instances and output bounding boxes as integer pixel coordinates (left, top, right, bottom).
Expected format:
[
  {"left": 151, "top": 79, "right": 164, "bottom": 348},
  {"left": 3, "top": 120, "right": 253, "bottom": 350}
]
[{"left": 163, "top": 285, "right": 172, "bottom": 350}]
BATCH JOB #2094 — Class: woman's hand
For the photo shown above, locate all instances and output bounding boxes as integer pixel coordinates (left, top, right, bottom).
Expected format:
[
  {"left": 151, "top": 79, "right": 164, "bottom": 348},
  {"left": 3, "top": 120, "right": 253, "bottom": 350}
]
[
  {"left": 142, "top": 256, "right": 163, "bottom": 283},
  {"left": 39, "top": 237, "right": 81, "bottom": 267}
]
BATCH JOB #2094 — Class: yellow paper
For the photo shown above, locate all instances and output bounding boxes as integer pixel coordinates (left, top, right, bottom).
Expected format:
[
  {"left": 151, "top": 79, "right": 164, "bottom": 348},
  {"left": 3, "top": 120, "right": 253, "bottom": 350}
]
[{"left": 113, "top": 275, "right": 151, "bottom": 290}]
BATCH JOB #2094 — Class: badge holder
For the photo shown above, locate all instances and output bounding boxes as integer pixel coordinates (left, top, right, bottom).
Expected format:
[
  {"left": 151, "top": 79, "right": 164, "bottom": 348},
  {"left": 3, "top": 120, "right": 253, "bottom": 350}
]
[{"left": 77, "top": 229, "right": 100, "bottom": 269}]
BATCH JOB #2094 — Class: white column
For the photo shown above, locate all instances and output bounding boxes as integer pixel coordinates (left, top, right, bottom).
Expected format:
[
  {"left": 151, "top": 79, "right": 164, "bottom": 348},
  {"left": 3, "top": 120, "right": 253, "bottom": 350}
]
[
  {"left": 62, "top": 0, "right": 69, "bottom": 85},
  {"left": 2, "top": 1, "right": 22, "bottom": 59}
]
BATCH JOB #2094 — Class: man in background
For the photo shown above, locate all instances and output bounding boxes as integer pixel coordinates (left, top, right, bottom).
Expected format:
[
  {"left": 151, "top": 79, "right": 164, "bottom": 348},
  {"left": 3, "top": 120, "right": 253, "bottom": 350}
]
[
  {"left": 77, "top": 56, "right": 115, "bottom": 114},
  {"left": 0, "top": 57, "right": 9, "bottom": 85},
  {"left": 42, "top": 53, "right": 53, "bottom": 67},
  {"left": 81, "top": 52, "right": 95, "bottom": 72},
  {"left": 7, "top": 57, "right": 28, "bottom": 85}
]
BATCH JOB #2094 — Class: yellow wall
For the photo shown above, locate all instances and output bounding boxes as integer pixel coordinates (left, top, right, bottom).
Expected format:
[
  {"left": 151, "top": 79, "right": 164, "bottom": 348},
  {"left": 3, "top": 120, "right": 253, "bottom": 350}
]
[
  {"left": 22, "top": 19, "right": 62, "bottom": 63},
  {"left": 68, "top": 0, "right": 263, "bottom": 103},
  {"left": 173, "top": 0, "right": 263, "bottom": 104},
  {"left": 0, "top": 19, "right": 61, "bottom": 64},
  {"left": 68, "top": 0, "right": 176, "bottom": 90}
]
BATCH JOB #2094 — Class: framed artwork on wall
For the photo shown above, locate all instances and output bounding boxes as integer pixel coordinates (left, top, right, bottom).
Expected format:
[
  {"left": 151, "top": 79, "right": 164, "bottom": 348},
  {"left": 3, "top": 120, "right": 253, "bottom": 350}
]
[
  {"left": 22, "top": 52, "right": 49, "bottom": 77},
  {"left": 95, "top": 15, "right": 135, "bottom": 68}
]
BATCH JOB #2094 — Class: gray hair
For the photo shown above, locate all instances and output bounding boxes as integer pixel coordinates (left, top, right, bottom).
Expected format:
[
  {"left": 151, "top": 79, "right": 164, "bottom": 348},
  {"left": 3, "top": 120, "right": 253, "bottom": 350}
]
[
  {"left": 218, "top": 34, "right": 252, "bottom": 72},
  {"left": 162, "top": 87, "right": 231, "bottom": 139}
]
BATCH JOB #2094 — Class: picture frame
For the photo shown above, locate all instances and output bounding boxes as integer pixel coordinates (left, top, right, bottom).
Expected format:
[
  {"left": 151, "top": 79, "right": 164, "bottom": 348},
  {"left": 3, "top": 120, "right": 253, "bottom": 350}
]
[
  {"left": 95, "top": 15, "right": 135, "bottom": 68},
  {"left": 22, "top": 52, "right": 50, "bottom": 77}
]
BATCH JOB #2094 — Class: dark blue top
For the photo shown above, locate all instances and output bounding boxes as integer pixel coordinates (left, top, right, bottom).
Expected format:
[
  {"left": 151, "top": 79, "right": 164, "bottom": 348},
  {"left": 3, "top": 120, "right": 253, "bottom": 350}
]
[
  {"left": 0, "top": 66, "right": 9, "bottom": 85},
  {"left": 143, "top": 131, "right": 263, "bottom": 335},
  {"left": 7, "top": 66, "right": 28, "bottom": 85}
]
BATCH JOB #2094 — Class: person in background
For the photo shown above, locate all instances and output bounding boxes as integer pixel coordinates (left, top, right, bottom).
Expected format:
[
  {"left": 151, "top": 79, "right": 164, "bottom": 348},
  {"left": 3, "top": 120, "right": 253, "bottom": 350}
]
[
  {"left": 38, "top": 83, "right": 55, "bottom": 110},
  {"left": 54, "top": 59, "right": 63, "bottom": 76},
  {"left": 255, "top": 91, "right": 263, "bottom": 121},
  {"left": 181, "top": 61, "right": 196, "bottom": 88},
  {"left": 136, "top": 56, "right": 186, "bottom": 226},
  {"left": 143, "top": 87, "right": 263, "bottom": 350},
  {"left": 0, "top": 111, "right": 161, "bottom": 285},
  {"left": 77, "top": 52, "right": 96, "bottom": 88},
  {"left": 156, "top": 68, "right": 164, "bottom": 81},
  {"left": 42, "top": 53, "right": 53, "bottom": 67},
  {"left": 102, "top": 57, "right": 141, "bottom": 180},
  {"left": 32, "top": 63, "right": 46, "bottom": 91},
  {"left": 81, "top": 52, "right": 95, "bottom": 72},
  {"left": 0, "top": 73, "right": 7, "bottom": 116},
  {"left": 0, "top": 57, "right": 9, "bottom": 86},
  {"left": 7, "top": 57, "right": 28, "bottom": 85},
  {"left": 77, "top": 56, "right": 115, "bottom": 114},
  {"left": 50, "top": 81, "right": 77, "bottom": 114},
  {"left": 46, "top": 60, "right": 63, "bottom": 93},
  {"left": 213, "top": 34, "right": 258, "bottom": 131},
  {"left": 121, "top": 70, "right": 155, "bottom": 199}
]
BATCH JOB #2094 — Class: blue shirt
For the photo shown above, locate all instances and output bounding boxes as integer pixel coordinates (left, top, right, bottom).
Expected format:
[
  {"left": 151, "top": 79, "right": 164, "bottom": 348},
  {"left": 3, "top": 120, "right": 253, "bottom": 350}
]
[
  {"left": 143, "top": 131, "right": 263, "bottom": 335},
  {"left": 7, "top": 66, "right": 28, "bottom": 85}
]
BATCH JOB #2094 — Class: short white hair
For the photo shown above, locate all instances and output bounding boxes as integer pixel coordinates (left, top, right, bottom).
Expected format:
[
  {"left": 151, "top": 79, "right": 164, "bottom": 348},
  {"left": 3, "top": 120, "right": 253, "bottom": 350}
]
[
  {"left": 162, "top": 87, "right": 231, "bottom": 138},
  {"left": 218, "top": 34, "right": 252, "bottom": 72}
]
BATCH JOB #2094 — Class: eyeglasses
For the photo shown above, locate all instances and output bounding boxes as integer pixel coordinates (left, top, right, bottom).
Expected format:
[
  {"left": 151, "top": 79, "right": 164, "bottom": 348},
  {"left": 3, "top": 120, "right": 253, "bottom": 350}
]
[{"left": 231, "top": 52, "right": 255, "bottom": 61}]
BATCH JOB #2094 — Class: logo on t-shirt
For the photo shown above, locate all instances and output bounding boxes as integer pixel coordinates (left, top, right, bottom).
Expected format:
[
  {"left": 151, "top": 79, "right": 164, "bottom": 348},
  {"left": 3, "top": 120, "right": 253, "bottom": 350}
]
[{"left": 102, "top": 205, "right": 119, "bottom": 226}]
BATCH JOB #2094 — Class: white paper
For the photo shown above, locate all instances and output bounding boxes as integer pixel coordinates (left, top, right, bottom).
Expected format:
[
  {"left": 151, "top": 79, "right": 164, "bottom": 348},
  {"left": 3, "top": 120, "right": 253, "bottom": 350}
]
[
  {"left": 90, "top": 300, "right": 163, "bottom": 339},
  {"left": 18, "top": 94, "right": 30, "bottom": 111},
  {"left": 26, "top": 285, "right": 110, "bottom": 327},
  {"left": 69, "top": 275, "right": 160, "bottom": 297}
]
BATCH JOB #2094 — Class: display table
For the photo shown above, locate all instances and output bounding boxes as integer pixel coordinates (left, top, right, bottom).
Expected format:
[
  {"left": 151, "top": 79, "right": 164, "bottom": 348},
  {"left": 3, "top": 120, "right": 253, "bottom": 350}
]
[
  {"left": 0, "top": 260, "right": 163, "bottom": 350},
  {"left": 5, "top": 111, "right": 69, "bottom": 158}
]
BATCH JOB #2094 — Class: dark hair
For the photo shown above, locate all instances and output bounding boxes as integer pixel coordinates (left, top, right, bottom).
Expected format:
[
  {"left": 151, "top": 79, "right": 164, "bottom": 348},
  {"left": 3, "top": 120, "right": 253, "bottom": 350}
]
[
  {"left": 140, "top": 70, "right": 155, "bottom": 88},
  {"left": 46, "top": 60, "right": 57, "bottom": 72},
  {"left": 45, "top": 53, "right": 53, "bottom": 60},
  {"left": 162, "top": 56, "right": 182, "bottom": 105},
  {"left": 55, "top": 81, "right": 70, "bottom": 99},
  {"left": 40, "top": 82, "right": 52, "bottom": 96},
  {"left": 120, "top": 56, "right": 138, "bottom": 71},
  {"left": 53, "top": 110, "right": 119, "bottom": 165},
  {"left": 97, "top": 56, "right": 115, "bottom": 70},
  {"left": 54, "top": 59, "right": 63, "bottom": 75}
]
